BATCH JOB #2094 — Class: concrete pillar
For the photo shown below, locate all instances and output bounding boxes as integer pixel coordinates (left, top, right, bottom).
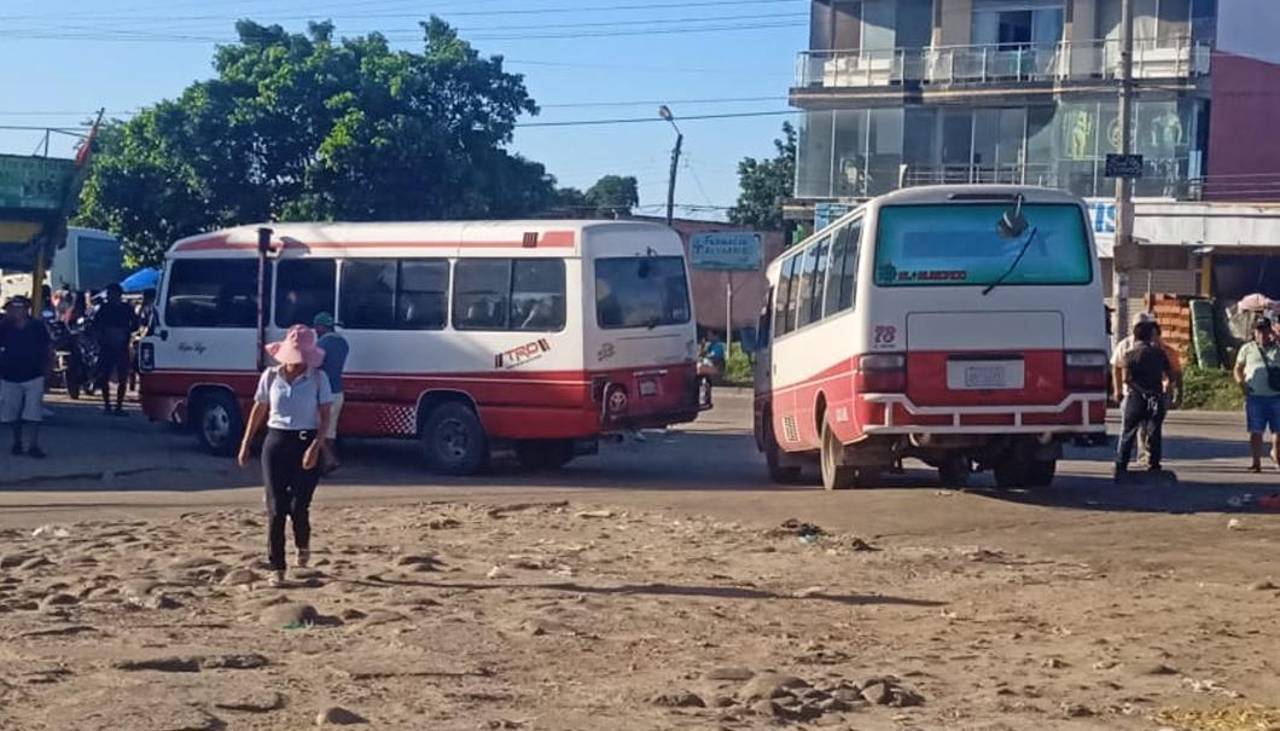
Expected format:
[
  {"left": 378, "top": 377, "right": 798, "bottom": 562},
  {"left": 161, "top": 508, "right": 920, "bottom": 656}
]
[{"left": 938, "top": 0, "right": 973, "bottom": 45}]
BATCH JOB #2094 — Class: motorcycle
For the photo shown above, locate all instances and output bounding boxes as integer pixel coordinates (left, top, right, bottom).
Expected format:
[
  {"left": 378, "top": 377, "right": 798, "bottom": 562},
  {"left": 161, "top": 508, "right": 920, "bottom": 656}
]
[{"left": 50, "top": 320, "right": 98, "bottom": 399}]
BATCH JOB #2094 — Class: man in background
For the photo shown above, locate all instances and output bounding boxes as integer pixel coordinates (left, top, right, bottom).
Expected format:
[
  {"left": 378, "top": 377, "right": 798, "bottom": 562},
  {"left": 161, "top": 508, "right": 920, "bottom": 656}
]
[
  {"left": 1116, "top": 320, "right": 1175, "bottom": 482},
  {"left": 0, "top": 296, "right": 52, "bottom": 458},
  {"left": 1111, "top": 312, "right": 1182, "bottom": 465},
  {"left": 89, "top": 283, "right": 138, "bottom": 415},
  {"left": 1234, "top": 318, "right": 1280, "bottom": 472},
  {"left": 313, "top": 312, "right": 349, "bottom": 473}
]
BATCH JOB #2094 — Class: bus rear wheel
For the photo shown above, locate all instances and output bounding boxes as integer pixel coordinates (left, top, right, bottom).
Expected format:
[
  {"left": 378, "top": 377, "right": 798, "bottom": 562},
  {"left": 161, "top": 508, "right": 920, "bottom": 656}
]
[
  {"left": 515, "top": 439, "right": 574, "bottom": 471},
  {"left": 420, "top": 401, "right": 489, "bottom": 476},
  {"left": 820, "top": 422, "right": 858, "bottom": 491}
]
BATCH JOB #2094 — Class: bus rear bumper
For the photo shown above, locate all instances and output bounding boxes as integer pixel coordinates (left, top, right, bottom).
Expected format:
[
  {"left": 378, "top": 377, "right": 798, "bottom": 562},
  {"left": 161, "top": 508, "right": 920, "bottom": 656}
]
[{"left": 860, "top": 392, "right": 1107, "bottom": 436}]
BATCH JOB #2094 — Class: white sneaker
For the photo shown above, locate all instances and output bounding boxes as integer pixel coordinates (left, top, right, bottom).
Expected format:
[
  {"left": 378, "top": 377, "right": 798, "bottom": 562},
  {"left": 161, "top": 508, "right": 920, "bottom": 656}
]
[{"left": 267, "top": 571, "right": 285, "bottom": 588}]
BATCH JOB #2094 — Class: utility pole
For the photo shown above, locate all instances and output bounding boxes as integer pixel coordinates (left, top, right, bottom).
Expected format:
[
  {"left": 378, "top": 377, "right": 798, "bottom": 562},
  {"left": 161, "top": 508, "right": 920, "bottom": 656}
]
[
  {"left": 659, "top": 105, "right": 683, "bottom": 228},
  {"left": 1112, "top": 0, "right": 1136, "bottom": 345}
]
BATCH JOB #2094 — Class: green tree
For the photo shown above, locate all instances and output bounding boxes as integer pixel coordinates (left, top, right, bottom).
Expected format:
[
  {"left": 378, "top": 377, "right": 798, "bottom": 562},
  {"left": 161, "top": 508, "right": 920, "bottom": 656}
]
[
  {"left": 728, "top": 122, "right": 796, "bottom": 232},
  {"left": 585, "top": 175, "right": 639, "bottom": 217},
  {"left": 77, "top": 18, "right": 554, "bottom": 267},
  {"left": 548, "top": 186, "right": 590, "bottom": 216}
]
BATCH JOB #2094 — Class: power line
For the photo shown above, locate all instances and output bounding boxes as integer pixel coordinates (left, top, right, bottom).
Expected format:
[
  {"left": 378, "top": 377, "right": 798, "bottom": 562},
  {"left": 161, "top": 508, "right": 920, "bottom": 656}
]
[
  {"left": 0, "top": 19, "right": 806, "bottom": 43},
  {"left": 542, "top": 96, "right": 785, "bottom": 109},
  {"left": 0, "top": 0, "right": 801, "bottom": 22},
  {"left": 515, "top": 109, "right": 798, "bottom": 128}
]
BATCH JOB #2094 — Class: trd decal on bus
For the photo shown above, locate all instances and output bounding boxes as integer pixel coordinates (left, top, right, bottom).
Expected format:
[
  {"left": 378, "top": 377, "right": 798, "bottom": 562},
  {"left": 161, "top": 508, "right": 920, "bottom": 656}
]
[{"left": 494, "top": 339, "right": 551, "bottom": 369}]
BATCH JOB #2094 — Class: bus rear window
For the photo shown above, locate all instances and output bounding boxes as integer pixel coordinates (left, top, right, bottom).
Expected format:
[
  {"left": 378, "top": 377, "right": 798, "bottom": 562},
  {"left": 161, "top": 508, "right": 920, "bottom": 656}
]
[
  {"left": 873, "top": 203, "right": 1092, "bottom": 288},
  {"left": 595, "top": 256, "right": 691, "bottom": 329}
]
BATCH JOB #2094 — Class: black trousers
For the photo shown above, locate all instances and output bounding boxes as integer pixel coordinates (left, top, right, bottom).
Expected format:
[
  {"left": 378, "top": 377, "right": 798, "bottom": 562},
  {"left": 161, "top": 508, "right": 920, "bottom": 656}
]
[
  {"left": 1116, "top": 391, "right": 1167, "bottom": 471},
  {"left": 261, "top": 428, "right": 320, "bottom": 571}
]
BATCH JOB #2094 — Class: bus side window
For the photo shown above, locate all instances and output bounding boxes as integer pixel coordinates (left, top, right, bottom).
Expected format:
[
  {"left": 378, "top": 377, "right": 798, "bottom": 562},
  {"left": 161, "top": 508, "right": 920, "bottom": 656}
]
[
  {"left": 165, "top": 259, "right": 267, "bottom": 328},
  {"left": 775, "top": 254, "right": 799, "bottom": 336},
  {"left": 810, "top": 238, "right": 830, "bottom": 324},
  {"left": 758, "top": 287, "right": 773, "bottom": 346},
  {"left": 824, "top": 219, "right": 861, "bottom": 315},
  {"left": 276, "top": 259, "right": 336, "bottom": 328},
  {"left": 796, "top": 237, "right": 825, "bottom": 330}
]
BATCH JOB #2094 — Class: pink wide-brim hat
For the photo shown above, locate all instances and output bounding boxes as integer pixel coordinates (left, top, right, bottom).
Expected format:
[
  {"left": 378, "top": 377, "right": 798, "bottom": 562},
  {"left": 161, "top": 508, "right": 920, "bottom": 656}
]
[{"left": 266, "top": 325, "right": 325, "bottom": 369}]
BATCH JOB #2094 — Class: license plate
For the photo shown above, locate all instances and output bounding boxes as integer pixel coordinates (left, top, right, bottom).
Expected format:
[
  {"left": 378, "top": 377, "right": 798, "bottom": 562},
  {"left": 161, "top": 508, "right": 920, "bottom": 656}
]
[
  {"left": 946, "top": 360, "right": 1024, "bottom": 390},
  {"left": 638, "top": 379, "right": 659, "bottom": 397}
]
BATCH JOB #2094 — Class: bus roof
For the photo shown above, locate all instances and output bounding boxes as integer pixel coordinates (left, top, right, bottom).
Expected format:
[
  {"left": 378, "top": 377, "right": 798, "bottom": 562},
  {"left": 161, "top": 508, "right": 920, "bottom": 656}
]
[
  {"left": 167, "top": 219, "right": 673, "bottom": 258},
  {"left": 870, "top": 184, "right": 1086, "bottom": 207}
]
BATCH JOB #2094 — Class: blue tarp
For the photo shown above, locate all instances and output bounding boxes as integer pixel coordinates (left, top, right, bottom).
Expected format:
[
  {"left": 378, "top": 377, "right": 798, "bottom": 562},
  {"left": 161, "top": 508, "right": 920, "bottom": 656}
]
[{"left": 120, "top": 267, "right": 159, "bottom": 293}]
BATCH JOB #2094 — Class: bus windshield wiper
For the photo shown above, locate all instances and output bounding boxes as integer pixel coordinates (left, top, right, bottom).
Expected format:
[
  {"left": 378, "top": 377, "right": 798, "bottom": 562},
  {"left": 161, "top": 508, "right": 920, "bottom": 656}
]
[{"left": 982, "top": 226, "right": 1038, "bottom": 297}]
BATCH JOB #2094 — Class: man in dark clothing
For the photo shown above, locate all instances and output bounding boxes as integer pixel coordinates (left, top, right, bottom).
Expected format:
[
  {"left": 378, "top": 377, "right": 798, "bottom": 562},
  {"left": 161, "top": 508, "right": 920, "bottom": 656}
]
[
  {"left": 89, "top": 283, "right": 138, "bottom": 415},
  {"left": 0, "top": 296, "right": 52, "bottom": 458},
  {"left": 1115, "top": 320, "right": 1175, "bottom": 482}
]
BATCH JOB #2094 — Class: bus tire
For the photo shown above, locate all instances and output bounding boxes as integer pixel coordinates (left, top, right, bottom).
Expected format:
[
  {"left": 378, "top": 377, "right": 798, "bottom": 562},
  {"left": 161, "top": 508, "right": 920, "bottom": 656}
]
[
  {"left": 515, "top": 439, "right": 574, "bottom": 471},
  {"left": 420, "top": 401, "right": 489, "bottom": 476},
  {"left": 193, "top": 390, "right": 242, "bottom": 457},
  {"left": 938, "top": 457, "right": 971, "bottom": 488},
  {"left": 1026, "top": 458, "right": 1057, "bottom": 488},
  {"left": 763, "top": 414, "right": 803, "bottom": 484},
  {"left": 993, "top": 458, "right": 1028, "bottom": 489},
  {"left": 820, "top": 422, "right": 857, "bottom": 491}
]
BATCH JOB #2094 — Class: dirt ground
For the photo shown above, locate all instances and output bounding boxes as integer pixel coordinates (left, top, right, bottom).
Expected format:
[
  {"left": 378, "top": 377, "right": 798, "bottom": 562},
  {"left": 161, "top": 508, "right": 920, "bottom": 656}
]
[{"left": 2, "top": 393, "right": 1280, "bottom": 730}]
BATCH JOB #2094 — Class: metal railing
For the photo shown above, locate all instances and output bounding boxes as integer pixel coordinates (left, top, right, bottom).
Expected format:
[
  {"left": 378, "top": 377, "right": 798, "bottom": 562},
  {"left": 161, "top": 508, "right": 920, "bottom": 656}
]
[{"left": 796, "top": 37, "right": 1212, "bottom": 89}]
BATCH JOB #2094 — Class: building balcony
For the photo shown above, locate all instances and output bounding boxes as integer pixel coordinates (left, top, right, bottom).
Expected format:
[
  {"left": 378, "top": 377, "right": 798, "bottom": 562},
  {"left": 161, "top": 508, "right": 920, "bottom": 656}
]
[{"left": 794, "top": 38, "right": 1212, "bottom": 93}]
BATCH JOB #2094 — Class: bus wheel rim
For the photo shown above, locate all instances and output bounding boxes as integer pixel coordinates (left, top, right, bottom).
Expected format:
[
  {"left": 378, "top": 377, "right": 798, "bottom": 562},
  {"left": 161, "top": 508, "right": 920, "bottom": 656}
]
[{"left": 203, "top": 405, "right": 229, "bottom": 445}]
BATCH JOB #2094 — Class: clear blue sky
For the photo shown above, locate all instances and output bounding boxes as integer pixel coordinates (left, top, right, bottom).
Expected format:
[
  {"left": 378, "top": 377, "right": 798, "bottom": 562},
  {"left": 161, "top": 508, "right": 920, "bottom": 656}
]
[{"left": 0, "top": 0, "right": 807, "bottom": 219}]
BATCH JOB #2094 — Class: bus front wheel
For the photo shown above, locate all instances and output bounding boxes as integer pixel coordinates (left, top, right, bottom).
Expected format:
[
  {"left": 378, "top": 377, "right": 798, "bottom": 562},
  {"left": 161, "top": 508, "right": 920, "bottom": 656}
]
[
  {"left": 420, "top": 401, "right": 489, "bottom": 476},
  {"left": 820, "top": 422, "right": 858, "bottom": 491},
  {"left": 193, "top": 391, "right": 242, "bottom": 457}
]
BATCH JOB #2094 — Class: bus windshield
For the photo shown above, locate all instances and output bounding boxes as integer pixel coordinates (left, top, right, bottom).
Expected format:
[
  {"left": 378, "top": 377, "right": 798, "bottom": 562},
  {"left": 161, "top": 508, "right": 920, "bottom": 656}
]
[
  {"left": 595, "top": 255, "right": 691, "bottom": 329},
  {"left": 873, "top": 203, "right": 1092, "bottom": 288}
]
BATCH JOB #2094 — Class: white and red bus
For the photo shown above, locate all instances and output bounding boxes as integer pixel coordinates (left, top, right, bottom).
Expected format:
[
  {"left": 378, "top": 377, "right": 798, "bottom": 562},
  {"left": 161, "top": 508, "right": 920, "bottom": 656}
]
[
  {"left": 138, "top": 220, "right": 704, "bottom": 474},
  {"left": 754, "top": 186, "right": 1107, "bottom": 490}
]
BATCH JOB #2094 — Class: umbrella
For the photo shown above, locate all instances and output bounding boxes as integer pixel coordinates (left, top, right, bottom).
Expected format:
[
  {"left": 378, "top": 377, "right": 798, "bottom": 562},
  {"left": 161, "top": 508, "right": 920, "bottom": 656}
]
[{"left": 120, "top": 268, "right": 160, "bottom": 293}]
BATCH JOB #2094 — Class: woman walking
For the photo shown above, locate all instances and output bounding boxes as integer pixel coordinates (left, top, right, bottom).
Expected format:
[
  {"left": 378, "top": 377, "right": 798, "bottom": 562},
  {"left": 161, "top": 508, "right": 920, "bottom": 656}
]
[{"left": 237, "top": 325, "right": 334, "bottom": 586}]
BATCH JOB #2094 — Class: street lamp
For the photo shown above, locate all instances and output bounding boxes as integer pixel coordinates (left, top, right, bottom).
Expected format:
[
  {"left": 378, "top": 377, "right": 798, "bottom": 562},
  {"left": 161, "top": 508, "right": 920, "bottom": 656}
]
[{"left": 659, "top": 105, "right": 683, "bottom": 228}]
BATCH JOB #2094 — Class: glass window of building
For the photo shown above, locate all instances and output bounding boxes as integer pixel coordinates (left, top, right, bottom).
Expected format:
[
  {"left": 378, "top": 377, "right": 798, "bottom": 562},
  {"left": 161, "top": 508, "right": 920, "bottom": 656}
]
[{"left": 797, "top": 111, "right": 835, "bottom": 199}]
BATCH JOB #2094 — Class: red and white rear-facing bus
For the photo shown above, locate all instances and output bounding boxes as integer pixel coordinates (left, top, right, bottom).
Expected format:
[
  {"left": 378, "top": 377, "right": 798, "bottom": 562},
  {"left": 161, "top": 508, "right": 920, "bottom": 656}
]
[
  {"left": 754, "top": 186, "right": 1107, "bottom": 490},
  {"left": 139, "top": 220, "right": 704, "bottom": 474}
]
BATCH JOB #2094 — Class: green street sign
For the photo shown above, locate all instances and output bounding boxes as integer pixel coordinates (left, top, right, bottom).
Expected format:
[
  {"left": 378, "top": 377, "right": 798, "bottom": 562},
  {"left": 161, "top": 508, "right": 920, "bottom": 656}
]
[{"left": 0, "top": 154, "right": 75, "bottom": 211}]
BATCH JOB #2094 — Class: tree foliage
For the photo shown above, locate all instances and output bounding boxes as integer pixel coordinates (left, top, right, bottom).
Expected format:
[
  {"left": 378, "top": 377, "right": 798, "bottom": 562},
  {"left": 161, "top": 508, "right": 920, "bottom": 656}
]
[
  {"left": 77, "top": 18, "right": 555, "bottom": 267},
  {"left": 585, "top": 175, "right": 639, "bottom": 217},
  {"left": 728, "top": 122, "right": 796, "bottom": 232}
]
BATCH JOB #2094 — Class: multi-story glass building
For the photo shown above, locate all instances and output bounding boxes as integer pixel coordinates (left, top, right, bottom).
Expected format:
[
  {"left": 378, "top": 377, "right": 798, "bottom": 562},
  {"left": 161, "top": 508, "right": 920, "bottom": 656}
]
[{"left": 791, "top": 0, "right": 1280, "bottom": 206}]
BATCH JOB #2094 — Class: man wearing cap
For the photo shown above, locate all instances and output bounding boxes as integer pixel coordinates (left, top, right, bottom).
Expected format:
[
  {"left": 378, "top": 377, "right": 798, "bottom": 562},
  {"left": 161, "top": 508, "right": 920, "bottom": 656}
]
[
  {"left": 1112, "top": 312, "right": 1183, "bottom": 464},
  {"left": 1234, "top": 318, "right": 1280, "bottom": 472},
  {"left": 313, "top": 313, "right": 349, "bottom": 472},
  {"left": 0, "top": 296, "right": 53, "bottom": 458}
]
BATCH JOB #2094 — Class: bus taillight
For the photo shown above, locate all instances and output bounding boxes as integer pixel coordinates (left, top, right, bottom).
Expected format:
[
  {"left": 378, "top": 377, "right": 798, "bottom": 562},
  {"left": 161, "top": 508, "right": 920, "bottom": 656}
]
[
  {"left": 1064, "top": 351, "right": 1107, "bottom": 390},
  {"left": 855, "top": 353, "right": 906, "bottom": 393}
]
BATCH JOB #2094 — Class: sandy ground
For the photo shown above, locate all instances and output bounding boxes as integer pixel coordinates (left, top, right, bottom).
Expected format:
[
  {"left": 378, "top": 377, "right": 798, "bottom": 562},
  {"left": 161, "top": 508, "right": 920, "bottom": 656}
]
[{"left": 2, "top": 392, "right": 1280, "bottom": 730}]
